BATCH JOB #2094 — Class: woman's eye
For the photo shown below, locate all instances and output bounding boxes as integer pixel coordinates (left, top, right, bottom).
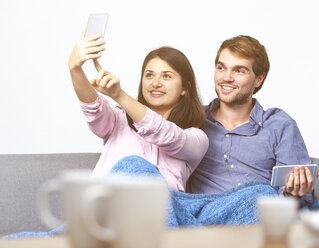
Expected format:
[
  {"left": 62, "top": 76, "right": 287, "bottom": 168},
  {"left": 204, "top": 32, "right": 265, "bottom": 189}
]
[
  {"left": 145, "top": 73, "right": 153, "bottom": 78},
  {"left": 163, "top": 74, "right": 172, "bottom": 79}
]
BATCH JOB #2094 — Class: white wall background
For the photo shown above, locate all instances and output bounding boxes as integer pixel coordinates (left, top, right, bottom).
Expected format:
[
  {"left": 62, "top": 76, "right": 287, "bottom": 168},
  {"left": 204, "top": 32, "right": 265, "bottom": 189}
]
[{"left": 1, "top": 0, "right": 318, "bottom": 157}]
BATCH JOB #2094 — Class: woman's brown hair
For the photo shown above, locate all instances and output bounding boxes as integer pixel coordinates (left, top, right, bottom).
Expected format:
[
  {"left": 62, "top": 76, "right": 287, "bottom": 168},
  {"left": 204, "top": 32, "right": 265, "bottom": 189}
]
[{"left": 127, "top": 46, "right": 205, "bottom": 130}]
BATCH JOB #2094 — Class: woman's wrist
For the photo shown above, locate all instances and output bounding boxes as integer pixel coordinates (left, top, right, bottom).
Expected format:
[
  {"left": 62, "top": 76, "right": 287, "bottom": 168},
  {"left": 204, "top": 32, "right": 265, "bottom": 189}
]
[
  {"left": 68, "top": 61, "right": 82, "bottom": 72},
  {"left": 114, "top": 90, "right": 146, "bottom": 123},
  {"left": 113, "top": 90, "right": 127, "bottom": 104}
]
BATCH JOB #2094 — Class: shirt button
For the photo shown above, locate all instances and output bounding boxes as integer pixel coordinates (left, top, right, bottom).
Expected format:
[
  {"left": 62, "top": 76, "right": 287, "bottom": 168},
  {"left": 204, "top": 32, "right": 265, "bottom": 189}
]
[
  {"left": 230, "top": 165, "right": 234, "bottom": 169},
  {"left": 225, "top": 134, "right": 230, "bottom": 137},
  {"left": 223, "top": 154, "right": 227, "bottom": 158},
  {"left": 238, "top": 183, "right": 241, "bottom": 186},
  {"left": 258, "top": 122, "right": 262, "bottom": 126}
]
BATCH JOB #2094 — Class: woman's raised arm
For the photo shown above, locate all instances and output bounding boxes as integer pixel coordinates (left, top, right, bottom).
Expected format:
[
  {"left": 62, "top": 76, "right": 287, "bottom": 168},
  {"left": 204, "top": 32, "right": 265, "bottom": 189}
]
[{"left": 68, "top": 29, "right": 106, "bottom": 103}]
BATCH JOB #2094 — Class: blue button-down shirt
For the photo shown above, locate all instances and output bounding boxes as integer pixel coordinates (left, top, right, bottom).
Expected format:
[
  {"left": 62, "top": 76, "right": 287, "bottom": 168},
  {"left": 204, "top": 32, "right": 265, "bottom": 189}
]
[{"left": 188, "top": 98, "right": 311, "bottom": 199}]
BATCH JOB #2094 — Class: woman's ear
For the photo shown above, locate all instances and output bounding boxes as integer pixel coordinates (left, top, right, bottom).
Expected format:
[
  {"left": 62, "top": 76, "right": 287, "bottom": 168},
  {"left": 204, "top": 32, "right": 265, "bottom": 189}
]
[{"left": 181, "top": 81, "right": 191, "bottom": 96}]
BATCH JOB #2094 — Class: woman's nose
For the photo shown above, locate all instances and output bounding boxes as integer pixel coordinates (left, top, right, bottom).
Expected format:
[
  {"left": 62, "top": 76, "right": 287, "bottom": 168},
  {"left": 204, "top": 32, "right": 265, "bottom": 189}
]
[{"left": 151, "top": 76, "right": 162, "bottom": 87}]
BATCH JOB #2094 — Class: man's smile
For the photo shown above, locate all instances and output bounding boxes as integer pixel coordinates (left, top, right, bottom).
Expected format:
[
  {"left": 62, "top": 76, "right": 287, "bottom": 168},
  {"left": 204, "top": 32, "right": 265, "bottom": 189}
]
[{"left": 219, "top": 84, "right": 237, "bottom": 92}]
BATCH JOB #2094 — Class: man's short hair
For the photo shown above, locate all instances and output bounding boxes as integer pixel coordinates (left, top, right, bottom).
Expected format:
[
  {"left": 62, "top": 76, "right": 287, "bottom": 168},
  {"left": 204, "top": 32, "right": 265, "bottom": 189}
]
[{"left": 215, "top": 35, "right": 270, "bottom": 94}]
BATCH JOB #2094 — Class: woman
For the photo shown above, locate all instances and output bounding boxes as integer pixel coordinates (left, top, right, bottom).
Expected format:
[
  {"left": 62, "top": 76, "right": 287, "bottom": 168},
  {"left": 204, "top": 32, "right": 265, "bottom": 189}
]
[
  {"left": 68, "top": 30, "right": 209, "bottom": 192},
  {"left": 2, "top": 30, "right": 209, "bottom": 240}
]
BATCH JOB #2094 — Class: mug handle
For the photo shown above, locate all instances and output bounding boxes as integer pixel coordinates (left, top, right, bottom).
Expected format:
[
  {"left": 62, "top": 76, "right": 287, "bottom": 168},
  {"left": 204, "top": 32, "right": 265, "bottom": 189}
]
[
  {"left": 38, "top": 180, "right": 64, "bottom": 228},
  {"left": 81, "top": 185, "right": 115, "bottom": 241}
]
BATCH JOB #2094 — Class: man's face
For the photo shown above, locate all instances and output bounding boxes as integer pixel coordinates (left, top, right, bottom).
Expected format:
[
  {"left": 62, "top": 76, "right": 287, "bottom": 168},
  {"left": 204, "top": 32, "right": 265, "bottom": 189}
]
[{"left": 214, "top": 48, "right": 264, "bottom": 106}]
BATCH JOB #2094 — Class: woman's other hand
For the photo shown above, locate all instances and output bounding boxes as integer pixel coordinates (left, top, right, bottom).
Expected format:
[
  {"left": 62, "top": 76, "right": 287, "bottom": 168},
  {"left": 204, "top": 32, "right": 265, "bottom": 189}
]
[
  {"left": 68, "top": 29, "right": 106, "bottom": 71},
  {"left": 90, "top": 59, "right": 122, "bottom": 100}
]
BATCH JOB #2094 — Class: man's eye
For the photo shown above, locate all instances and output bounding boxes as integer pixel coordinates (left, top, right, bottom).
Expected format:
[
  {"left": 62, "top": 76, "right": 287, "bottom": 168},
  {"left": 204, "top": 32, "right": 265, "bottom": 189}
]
[
  {"left": 237, "top": 69, "right": 246, "bottom": 74},
  {"left": 216, "top": 65, "right": 224, "bottom": 70}
]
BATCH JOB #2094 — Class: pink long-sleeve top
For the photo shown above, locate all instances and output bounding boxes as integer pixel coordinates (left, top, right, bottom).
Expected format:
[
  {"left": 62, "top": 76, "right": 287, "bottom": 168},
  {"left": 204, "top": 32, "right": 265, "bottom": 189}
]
[{"left": 80, "top": 95, "right": 209, "bottom": 192}]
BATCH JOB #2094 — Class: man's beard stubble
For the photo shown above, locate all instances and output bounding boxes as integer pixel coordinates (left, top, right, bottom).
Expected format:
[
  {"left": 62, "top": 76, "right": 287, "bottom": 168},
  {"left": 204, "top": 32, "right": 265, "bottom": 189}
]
[{"left": 215, "top": 88, "right": 252, "bottom": 107}]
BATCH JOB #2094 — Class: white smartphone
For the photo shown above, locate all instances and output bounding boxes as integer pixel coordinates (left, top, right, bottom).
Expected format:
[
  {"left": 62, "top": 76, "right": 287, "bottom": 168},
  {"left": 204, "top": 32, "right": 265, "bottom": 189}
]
[
  {"left": 270, "top": 164, "right": 318, "bottom": 187},
  {"left": 85, "top": 13, "right": 108, "bottom": 38}
]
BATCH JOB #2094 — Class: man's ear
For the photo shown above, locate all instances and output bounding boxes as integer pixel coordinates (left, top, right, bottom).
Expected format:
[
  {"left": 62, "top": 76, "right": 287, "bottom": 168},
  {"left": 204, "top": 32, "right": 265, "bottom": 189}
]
[{"left": 255, "top": 72, "right": 266, "bottom": 88}]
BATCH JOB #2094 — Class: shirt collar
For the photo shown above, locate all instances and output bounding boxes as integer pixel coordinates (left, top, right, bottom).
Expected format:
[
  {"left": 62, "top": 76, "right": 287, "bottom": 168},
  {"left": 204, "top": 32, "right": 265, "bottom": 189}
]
[
  {"left": 206, "top": 98, "right": 264, "bottom": 135},
  {"left": 249, "top": 99, "right": 264, "bottom": 127}
]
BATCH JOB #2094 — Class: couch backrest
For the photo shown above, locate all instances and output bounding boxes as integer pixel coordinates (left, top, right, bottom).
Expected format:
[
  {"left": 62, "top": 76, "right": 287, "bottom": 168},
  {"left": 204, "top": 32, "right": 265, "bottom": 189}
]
[{"left": 0, "top": 153, "right": 100, "bottom": 235}]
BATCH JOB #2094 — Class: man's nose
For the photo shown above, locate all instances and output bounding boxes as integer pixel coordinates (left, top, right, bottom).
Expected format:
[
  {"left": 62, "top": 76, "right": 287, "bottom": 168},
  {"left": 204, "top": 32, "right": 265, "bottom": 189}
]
[{"left": 223, "top": 70, "right": 234, "bottom": 82}]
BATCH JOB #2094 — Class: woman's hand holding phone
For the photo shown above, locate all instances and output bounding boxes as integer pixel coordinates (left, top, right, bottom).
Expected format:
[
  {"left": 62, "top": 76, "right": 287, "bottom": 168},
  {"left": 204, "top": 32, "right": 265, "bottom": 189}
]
[
  {"left": 69, "top": 13, "right": 108, "bottom": 71},
  {"left": 68, "top": 13, "right": 108, "bottom": 103},
  {"left": 68, "top": 30, "right": 106, "bottom": 71}
]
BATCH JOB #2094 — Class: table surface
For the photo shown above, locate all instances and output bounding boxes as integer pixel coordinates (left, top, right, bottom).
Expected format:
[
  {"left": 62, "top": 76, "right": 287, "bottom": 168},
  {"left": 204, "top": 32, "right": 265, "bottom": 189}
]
[{"left": 0, "top": 223, "right": 317, "bottom": 248}]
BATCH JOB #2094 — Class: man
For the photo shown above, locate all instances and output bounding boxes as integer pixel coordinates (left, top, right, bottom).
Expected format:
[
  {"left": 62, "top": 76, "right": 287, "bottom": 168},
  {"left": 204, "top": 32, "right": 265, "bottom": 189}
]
[{"left": 187, "top": 35, "right": 316, "bottom": 206}]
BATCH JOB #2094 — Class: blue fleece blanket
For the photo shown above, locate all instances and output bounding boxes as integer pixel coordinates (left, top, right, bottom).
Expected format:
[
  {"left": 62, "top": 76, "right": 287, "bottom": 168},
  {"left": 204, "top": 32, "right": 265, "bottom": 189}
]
[
  {"left": 110, "top": 156, "right": 307, "bottom": 227},
  {"left": 3, "top": 155, "right": 319, "bottom": 239}
]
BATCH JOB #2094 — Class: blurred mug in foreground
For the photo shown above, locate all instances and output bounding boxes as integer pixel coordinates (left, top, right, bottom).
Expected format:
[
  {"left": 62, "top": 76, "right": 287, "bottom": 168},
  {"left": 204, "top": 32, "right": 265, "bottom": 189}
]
[
  {"left": 257, "top": 196, "right": 298, "bottom": 241},
  {"left": 38, "top": 170, "right": 168, "bottom": 248}
]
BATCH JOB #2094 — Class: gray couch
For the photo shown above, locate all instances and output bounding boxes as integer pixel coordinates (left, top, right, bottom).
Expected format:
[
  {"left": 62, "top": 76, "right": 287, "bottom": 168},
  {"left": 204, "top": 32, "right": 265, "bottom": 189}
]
[
  {"left": 0, "top": 153, "right": 100, "bottom": 236},
  {"left": 0, "top": 153, "right": 318, "bottom": 236}
]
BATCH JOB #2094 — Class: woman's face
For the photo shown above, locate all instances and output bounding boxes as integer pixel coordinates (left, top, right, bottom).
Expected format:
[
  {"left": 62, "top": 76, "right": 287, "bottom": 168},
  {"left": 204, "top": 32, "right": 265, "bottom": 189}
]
[{"left": 142, "top": 57, "right": 185, "bottom": 119}]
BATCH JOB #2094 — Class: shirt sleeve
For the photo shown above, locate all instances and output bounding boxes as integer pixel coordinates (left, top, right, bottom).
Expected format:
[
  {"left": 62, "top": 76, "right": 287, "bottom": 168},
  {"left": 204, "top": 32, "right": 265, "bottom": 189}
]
[
  {"left": 133, "top": 107, "right": 209, "bottom": 171},
  {"left": 79, "top": 95, "right": 119, "bottom": 139},
  {"left": 274, "top": 118, "right": 313, "bottom": 206},
  {"left": 274, "top": 119, "right": 311, "bottom": 165}
]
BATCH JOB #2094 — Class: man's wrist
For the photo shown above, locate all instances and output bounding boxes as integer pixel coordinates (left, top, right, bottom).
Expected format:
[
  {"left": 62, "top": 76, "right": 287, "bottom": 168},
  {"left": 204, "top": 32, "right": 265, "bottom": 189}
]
[{"left": 283, "top": 191, "right": 300, "bottom": 199}]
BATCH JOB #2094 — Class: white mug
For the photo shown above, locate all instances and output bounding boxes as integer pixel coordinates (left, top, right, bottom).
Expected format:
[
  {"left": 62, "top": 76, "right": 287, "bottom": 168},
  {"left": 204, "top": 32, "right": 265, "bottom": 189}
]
[
  {"left": 82, "top": 174, "right": 168, "bottom": 248},
  {"left": 257, "top": 196, "right": 298, "bottom": 240},
  {"left": 38, "top": 170, "right": 168, "bottom": 248}
]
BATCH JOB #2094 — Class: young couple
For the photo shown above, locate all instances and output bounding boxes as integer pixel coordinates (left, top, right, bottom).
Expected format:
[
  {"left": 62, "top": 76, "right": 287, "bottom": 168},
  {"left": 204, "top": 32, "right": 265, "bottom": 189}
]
[
  {"left": 69, "top": 31, "right": 317, "bottom": 212},
  {"left": 3, "top": 29, "right": 318, "bottom": 240}
]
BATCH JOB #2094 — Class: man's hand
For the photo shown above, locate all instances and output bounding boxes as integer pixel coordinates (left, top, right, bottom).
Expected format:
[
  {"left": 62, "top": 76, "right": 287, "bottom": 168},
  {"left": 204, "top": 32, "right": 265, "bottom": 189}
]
[{"left": 283, "top": 166, "right": 314, "bottom": 197}]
